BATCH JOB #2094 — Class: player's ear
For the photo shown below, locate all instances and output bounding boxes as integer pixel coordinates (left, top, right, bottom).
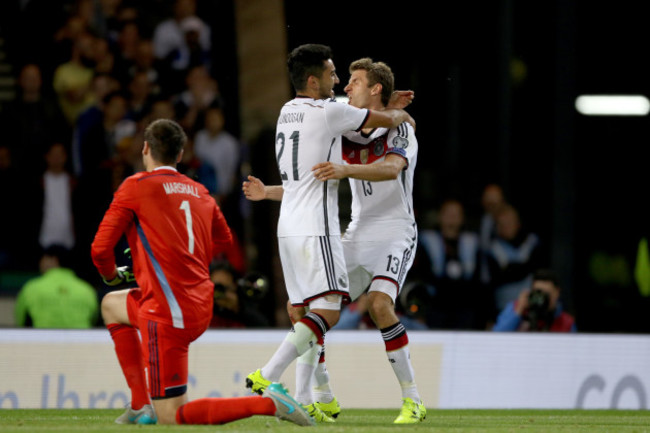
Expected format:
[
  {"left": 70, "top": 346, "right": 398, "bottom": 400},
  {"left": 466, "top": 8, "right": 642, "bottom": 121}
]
[
  {"left": 307, "top": 75, "right": 319, "bottom": 91},
  {"left": 142, "top": 141, "right": 150, "bottom": 155},
  {"left": 176, "top": 149, "right": 184, "bottom": 163},
  {"left": 371, "top": 83, "right": 382, "bottom": 96}
]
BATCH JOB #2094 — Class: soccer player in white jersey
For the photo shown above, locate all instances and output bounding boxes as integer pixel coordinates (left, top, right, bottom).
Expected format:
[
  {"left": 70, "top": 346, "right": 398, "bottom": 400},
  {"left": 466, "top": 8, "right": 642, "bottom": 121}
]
[
  {"left": 243, "top": 57, "right": 425, "bottom": 424},
  {"left": 244, "top": 44, "right": 415, "bottom": 423}
]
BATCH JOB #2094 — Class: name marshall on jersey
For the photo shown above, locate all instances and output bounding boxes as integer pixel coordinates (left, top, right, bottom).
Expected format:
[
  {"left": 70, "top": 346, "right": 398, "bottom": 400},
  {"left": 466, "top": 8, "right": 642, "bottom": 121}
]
[
  {"left": 162, "top": 182, "right": 200, "bottom": 197},
  {"left": 278, "top": 112, "right": 305, "bottom": 124}
]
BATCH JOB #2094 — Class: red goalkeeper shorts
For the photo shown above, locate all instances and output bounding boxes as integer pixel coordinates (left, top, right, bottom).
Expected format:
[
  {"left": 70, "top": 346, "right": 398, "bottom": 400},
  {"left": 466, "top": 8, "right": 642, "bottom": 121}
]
[{"left": 126, "top": 288, "right": 210, "bottom": 399}]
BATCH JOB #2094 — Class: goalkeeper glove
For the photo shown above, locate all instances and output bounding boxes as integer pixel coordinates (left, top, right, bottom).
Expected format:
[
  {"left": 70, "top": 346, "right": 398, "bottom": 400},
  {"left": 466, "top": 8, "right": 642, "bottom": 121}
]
[{"left": 103, "top": 266, "right": 135, "bottom": 287}]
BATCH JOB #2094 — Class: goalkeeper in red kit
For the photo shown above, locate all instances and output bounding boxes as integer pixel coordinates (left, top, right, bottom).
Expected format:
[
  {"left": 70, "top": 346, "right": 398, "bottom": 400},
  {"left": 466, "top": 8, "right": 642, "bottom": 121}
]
[{"left": 91, "top": 118, "right": 313, "bottom": 426}]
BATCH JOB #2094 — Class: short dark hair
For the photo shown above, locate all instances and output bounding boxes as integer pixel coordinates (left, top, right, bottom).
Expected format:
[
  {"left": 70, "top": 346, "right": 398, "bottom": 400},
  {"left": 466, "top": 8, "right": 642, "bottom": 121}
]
[
  {"left": 42, "top": 244, "right": 71, "bottom": 268},
  {"left": 533, "top": 269, "right": 560, "bottom": 289},
  {"left": 349, "top": 57, "right": 395, "bottom": 107},
  {"left": 143, "top": 118, "right": 187, "bottom": 165},
  {"left": 287, "top": 44, "right": 332, "bottom": 92}
]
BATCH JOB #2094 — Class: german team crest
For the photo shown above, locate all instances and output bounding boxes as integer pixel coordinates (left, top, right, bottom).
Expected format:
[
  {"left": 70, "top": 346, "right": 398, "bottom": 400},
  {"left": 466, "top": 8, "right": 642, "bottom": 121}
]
[
  {"left": 374, "top": 140, "right": 385, "bottom": 156},
  {"left": 392, "top": 136, "right": 409, "bottom": 149}
]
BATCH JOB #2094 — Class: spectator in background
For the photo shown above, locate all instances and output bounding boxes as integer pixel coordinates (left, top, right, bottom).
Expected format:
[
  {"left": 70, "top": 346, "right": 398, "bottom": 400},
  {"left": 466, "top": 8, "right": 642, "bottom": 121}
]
[
  {"left": 146, "top": 97, "right": 176, "bottom": 123},
  {"left": 209, "top": 261, "right": 270, "bottom": 328},
  {"left": 486, "top": 203, "right": 542, "bottom": 318},
  {"left": 124, "top": 39, "right": 163, "bottom": 97},
  {"left": 38, "top": 142, "right": 77, "bottom": 254},
  {"left": 76, "top": 89, "right": 136, "bottom": 183},
  {"left": 152, "top": 0, "right": 211, "bottom": 93},
  {"left": 2, "top": 63, "right": 70, "bottom": 178},
  {"left": 112, "top": 19, "right": 140, "bottom": 77},
  {"left": 71, "top": 72, "right": 121, "bottom": 177},
  {"left": 83, "top": 0, "right": 125, "bottom": 42},
  {"left": 493, "top": 268, "right": 576, "bottom": 332},
  {"left": 479, "top": 183, "right": 506, "bottom": 286},
  {"left": 52, "top": 31, "right": 97, "bottom": 127},
  {"left": 193, "top": 103, "right": 240, "bottom": 202},
  {"left": 51, "top": 13, "right": 91, "bottom": 68},
  {"left": 92, "top": 36, "right": 115, "bottom": 75},
  {"left": 14, "top": 245, "right": 99, "bottom": 328},
  {"left": 193, "top": 101, "right": 246, "bottom": 243},
  {"left": 172, "top": 65, "right": 220, "bottom": 133},
  {"left": 178, "top": 136, "right": 217, "bottom": 194},
  {"left": 125, "top": 70, "right": 154, "bottom": 123},
  {"left": 415, "top": 199, "right": 481, "bottom": 329}
]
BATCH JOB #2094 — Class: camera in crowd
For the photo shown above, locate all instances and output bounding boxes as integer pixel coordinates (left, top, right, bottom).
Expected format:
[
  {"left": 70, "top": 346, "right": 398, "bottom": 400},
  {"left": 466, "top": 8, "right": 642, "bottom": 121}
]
[
  {"left": 214, "top": 271, "right": 269, "bottom": 302},
  {"left": 527, "top": 289, "right": 550, "bottom": 314},
  {"left": 398, "top": 281, "right": 435, "bottom": 320},
  {"left": 525, "top": 289, "right": 552, "bottom": 330}
]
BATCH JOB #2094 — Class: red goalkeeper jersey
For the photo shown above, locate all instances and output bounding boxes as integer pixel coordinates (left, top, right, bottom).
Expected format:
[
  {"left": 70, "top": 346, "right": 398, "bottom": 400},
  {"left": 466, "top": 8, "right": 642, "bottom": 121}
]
[{"left": 91, "top": 167, "right": 232, "bottom": 328}]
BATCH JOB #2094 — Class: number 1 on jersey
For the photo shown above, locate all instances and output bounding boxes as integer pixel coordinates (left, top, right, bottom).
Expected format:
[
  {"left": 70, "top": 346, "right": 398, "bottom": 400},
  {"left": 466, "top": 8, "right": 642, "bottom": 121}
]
[{"left": 179, "top": 200, "right": 195, "bottom": 254}]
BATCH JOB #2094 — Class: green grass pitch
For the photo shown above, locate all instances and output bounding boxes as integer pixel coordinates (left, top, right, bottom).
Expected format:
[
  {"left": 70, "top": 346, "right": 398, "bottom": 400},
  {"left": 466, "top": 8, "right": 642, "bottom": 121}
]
[{"left": 1, "top": 409, "right": 650, "bottom": 432}]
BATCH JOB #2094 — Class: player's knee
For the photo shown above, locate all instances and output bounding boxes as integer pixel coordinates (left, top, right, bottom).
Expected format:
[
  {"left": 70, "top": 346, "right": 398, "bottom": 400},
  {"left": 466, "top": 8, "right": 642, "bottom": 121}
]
[
  {"left": 367, "top": 292, "right": 396, "bottom": 322},
  {"left": 287, "top": 302, "right": 306, "bottom": 324},
  {"left": 100, "top": 292, "right": 117, "bottom": 323},
  {"left": 101, "top": 291, "right": 128, "bottom": 324},
  {"left": 308, "top": 294, "right": 342, "bottom": 328}
]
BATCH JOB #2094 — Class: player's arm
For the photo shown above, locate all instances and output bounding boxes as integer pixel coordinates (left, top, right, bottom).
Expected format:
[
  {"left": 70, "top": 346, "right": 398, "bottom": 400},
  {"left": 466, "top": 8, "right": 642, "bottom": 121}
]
[
  {"left": 312, "top": 153, "right": 406, "bottom": 182},
  {"left": 363, "top": 108, "right": 415, "bottom": 131},
  {"left": 242, "top": 175, "right": 283, "bottom": 201},
  {"left": 387, "top": 90, "right": 415, "bottom": 109},
  {"left": 211, "top": 204, "right": 234, "bottom": 256},
  {"left": 91, "top": 204, "right": 134, "bottom": 284}
]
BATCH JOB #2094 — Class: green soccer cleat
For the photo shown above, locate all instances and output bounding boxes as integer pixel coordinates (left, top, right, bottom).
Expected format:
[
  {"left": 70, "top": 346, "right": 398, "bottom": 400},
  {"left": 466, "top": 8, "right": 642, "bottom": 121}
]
[
  {"left": 114, "top": 403, "right": 157, "bottom": 425},
  {"left": 393, "top": 397, "right": 426, "bottom": 424},
  {"left": 315, "top": 396, "right": 341, "bottom": 419},
  {"left": 263, "top": 382, "right": 315, "bottom": 426},
  {"left": 303, "top": 403, "right": 335, "bottom": 423},
  {"left": 246, "top": 368, "right": 271, "bottom": 395}
]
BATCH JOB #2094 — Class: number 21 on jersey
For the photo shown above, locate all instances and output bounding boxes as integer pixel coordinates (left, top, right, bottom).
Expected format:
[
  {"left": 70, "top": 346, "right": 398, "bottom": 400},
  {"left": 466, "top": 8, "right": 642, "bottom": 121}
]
[{"left": 277, "top": 131, "right": 299, "bottom": 181}]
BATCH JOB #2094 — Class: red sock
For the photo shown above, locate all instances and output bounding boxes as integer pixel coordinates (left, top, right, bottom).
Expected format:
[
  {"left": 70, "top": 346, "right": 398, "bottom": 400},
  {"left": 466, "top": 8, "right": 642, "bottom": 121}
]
[
  {"left": 107, "top": 323, "right": 150, "bottom": 409},
  {"left": 176, "top": 396, "right": 275, "bottom": 425}
]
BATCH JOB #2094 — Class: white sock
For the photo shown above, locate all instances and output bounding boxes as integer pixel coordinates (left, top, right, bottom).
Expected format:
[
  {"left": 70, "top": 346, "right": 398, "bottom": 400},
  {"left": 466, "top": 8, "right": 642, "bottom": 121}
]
[
  {"left": 312, "top": 345, "right": 334, "bottom": 403},
  {"left": 262, "top": 322, "right": 317, "bottom": 381},
  {"left": 387, "top": 345, "right": 421, "bottom": 403},
  {"left": 294, "top": 343, "right": 320, "bottom": 405},
  {"left": 381, "top": 322, "right": 421, "bottom": 403}
]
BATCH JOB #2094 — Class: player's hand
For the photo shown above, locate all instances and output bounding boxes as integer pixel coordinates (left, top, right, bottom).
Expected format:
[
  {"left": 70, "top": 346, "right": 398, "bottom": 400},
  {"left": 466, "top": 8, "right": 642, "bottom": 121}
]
[
  {"left": 103, "top": 266, "right": 135, "bottom": 287},
  {"left": 242, "top": 175, "right": 266, "bottom": 201},
  {"left": 312, "top": 162, "right": 347, "bottom": 181},
  {"left": 388, "top": 90, "right": 414, "bottom": 109}
]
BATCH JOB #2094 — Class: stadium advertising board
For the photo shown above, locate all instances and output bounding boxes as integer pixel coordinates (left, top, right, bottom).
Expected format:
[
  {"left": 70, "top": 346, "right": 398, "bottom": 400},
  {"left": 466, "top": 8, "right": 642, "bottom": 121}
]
[{"left": 0, "top": 330, "right": 648, "bottom": 409}]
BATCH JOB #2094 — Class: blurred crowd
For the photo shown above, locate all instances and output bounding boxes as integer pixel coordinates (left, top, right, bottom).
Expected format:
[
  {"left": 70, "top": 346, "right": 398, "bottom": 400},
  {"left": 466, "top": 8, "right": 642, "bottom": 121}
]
[
  {"left": 0, "top": 0, "right": 256, "bottom": 326},
  {"left": 0, "top": 0, "right": 246, "bottom": 274},
  {"left": 0, "top": 0, "right": 572, "bottom": 331}
]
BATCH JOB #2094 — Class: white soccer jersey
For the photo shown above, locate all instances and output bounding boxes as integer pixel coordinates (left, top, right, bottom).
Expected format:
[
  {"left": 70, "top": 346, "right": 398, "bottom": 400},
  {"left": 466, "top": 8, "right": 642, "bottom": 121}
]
[
  {"left": 275, "top": 97, "right": 369, "bottom": 237},
  {"left": 342, "top": 122, "right": 418, "bottom": 240}
]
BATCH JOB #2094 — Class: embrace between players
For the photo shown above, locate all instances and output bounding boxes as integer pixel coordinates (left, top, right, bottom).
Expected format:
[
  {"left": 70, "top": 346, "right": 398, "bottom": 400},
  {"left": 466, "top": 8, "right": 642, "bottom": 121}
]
[{"left": 90, "top": 43, "right": 424, "bottom": 426}]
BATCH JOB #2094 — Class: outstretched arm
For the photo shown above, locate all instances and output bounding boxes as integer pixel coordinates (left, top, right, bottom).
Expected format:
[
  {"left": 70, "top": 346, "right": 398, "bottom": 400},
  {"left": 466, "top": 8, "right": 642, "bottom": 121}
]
[
  {"left": 363, "top": 108, "right": 415, "bottom": 131},
  {"left": 312, "top": 154, "right": 406, "bottom": 182},
  {"left": 242, "top": 175, "right": 283, "bottom": 201},
  {"left": 387, "top": 90, "right": 414, "bottom": 109}
]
